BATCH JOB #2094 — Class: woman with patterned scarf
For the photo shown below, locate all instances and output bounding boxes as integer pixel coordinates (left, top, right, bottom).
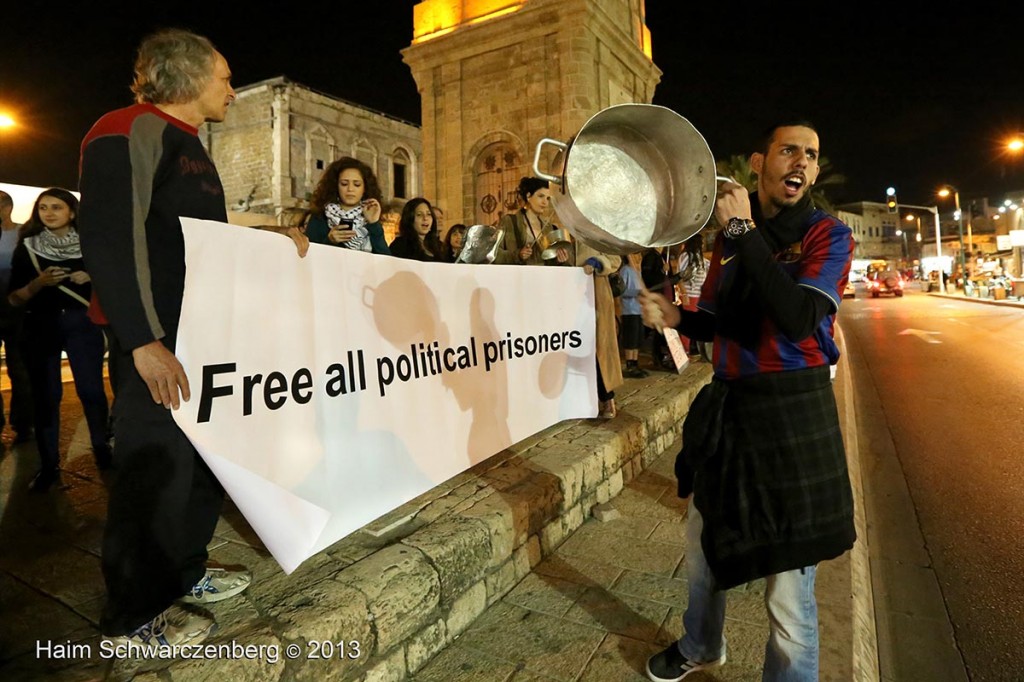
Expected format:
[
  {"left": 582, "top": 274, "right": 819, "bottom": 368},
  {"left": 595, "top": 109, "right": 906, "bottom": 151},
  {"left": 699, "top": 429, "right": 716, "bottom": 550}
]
[
  {"left": 305, "top": 157, "right": 390, "bottom": 255},
  {"left": 8, "top": 188, "right": 111, "bottom": 491}
]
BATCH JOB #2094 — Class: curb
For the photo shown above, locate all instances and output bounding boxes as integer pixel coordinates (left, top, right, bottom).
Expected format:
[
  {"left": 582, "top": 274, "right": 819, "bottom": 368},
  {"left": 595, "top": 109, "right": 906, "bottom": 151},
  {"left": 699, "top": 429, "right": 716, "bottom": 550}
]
[
  {"left": 927, "top": 291, "right": 1024, "bottom": 309},
  {"left": 148, "top": 365, "right": 716, "bottom": 681},
  {"left": 836, "top": 324, "right": 881, "bottom": 681}
]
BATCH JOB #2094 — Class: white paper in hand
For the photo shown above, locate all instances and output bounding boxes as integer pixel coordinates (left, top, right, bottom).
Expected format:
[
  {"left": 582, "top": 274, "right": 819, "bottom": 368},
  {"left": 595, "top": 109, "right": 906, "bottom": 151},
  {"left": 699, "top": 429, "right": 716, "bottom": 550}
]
[{"left": 662, "top": 327, "right": 689, "bottom": 373}]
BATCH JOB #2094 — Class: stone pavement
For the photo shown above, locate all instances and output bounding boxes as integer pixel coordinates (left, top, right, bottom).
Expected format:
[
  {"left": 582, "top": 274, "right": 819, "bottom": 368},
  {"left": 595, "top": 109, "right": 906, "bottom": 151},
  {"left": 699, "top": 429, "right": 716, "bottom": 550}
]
[{"left": 0, "top": 346, "right": 875, "bottom": 681}]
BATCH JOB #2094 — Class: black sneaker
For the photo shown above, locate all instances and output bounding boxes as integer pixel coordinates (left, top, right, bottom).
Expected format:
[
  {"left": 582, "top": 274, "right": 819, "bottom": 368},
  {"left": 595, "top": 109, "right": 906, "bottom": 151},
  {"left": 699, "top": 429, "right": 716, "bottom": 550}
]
[{"left": 646, "top": 642, "right": 726, "bottom": 681}]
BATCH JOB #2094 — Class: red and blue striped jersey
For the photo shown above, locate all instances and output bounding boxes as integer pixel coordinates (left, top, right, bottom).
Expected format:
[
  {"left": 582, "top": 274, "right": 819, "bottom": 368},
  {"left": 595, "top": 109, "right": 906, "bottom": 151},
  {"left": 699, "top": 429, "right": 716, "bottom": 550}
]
[{"left": 698, "top": 210, "right": 853, "bottom": 379}]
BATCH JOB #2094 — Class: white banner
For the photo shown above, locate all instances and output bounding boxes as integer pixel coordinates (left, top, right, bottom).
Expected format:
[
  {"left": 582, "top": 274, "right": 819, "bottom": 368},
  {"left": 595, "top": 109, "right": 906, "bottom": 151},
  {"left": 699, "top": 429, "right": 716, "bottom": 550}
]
[{"left": 172, "top": 219, "right": 597, "bottom": 573}]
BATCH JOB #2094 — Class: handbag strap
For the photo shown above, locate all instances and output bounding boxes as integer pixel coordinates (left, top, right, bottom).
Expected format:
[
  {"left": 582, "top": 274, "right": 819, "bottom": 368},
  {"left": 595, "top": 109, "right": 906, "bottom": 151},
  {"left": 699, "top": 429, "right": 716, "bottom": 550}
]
[{"left": 26, "top": 249, "right": 90, "bottom": 308}]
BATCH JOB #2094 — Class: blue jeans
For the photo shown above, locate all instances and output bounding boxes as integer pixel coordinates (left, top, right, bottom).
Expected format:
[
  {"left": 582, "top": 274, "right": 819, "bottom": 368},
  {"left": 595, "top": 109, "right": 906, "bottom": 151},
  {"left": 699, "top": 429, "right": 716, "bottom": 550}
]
[{"left": 678, "top": 500, "right": 819, "bottom": 682}]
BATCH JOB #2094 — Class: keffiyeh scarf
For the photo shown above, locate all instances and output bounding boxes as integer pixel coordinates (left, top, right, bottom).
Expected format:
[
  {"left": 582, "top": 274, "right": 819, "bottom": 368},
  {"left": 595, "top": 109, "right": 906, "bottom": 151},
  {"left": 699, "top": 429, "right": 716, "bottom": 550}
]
[
  {"left": 324, "top": 203, "right": 371, "bottom": 252},
  {"left": 24, "top": 228, "right": 83, "bottom": 261}
]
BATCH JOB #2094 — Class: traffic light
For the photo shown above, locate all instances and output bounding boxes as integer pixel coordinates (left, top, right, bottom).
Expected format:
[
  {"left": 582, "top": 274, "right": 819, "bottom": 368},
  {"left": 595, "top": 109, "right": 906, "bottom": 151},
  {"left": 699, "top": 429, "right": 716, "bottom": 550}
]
[{"left": 885, "top": 187, "right": 898, "bottom": 213}]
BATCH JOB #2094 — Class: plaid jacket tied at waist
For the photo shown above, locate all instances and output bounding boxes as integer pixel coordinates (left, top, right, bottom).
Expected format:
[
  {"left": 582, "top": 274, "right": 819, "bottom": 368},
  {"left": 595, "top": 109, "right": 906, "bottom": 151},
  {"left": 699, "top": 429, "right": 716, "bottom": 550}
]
[{"left": 677, "top": 365, "right": 856, "bottom": 590}]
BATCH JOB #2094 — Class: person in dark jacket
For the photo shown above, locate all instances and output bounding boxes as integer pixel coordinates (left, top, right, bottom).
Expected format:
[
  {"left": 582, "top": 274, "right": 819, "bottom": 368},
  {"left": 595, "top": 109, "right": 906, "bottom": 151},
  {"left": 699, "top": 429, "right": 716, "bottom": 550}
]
[
  {"left": 78, "top": 29, "right": 306, "bottom": 656},
  {"left": 642, "top": 121, "right": 856, "bottom": 682},
  {"left": 8, "top": 188, "right": 110, "bottom": 491},
  {"left": 304, "top": 157, "right": 389, "bottom": 255},
  {"left": 389, "top": 197, "right": 443, "bottom": 261}
]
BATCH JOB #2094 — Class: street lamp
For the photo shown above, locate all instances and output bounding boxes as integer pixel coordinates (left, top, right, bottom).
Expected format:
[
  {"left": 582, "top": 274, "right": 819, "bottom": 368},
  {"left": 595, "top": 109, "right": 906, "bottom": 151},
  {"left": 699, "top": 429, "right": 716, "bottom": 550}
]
[
  {"left": 895, "top": 228, "right": 909, "bottom": 262},
  {"left": 938, "top": 186, "right": 968, "bottom": 294},
  {"left": 904, "top": 213, "right": 921, "bottom": 263}
]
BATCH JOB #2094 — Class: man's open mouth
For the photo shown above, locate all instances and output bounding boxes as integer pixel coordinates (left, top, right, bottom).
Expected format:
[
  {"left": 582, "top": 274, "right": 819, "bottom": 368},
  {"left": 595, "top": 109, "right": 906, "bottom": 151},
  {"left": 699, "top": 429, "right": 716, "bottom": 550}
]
[{"left": 784, "top": 175, "right": 805, "bottom": 196}]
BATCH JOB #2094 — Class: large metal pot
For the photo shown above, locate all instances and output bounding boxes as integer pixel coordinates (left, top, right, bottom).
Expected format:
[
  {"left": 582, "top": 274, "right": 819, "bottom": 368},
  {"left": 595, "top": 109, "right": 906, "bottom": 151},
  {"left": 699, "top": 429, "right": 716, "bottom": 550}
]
[{"left": 533, "top": 104, "right": 729, "bottom": 254}]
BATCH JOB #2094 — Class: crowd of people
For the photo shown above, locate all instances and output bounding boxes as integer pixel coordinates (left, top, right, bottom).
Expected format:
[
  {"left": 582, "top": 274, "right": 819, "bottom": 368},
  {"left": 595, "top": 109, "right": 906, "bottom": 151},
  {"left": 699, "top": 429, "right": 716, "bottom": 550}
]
[{"left": 1, "top": 26, "right": 857, "bottom": 682}]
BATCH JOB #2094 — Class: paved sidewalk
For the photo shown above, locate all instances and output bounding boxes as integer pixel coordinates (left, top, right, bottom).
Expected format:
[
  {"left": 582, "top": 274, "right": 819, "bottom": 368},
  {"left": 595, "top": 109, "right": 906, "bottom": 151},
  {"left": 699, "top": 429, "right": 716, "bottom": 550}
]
[{"left": 0, "top": 353, "right": 871, "bottom": 681}]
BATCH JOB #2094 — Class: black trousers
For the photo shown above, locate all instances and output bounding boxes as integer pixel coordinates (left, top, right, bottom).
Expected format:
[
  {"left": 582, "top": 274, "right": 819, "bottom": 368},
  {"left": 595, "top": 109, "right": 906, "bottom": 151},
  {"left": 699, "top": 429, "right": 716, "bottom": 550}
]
[
  {"left": 100, "top": 339, "right": 224, "bottom": 635},
  {"left": 0, "top": 313, "right": 32, "bottom": 434}
]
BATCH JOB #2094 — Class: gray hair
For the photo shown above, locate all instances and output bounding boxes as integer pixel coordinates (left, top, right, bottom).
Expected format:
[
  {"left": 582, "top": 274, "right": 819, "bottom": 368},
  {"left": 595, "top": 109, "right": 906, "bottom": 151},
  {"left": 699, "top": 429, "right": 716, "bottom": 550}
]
[{"left": 131, "top": 29, "right": 218, "bottom": 105}]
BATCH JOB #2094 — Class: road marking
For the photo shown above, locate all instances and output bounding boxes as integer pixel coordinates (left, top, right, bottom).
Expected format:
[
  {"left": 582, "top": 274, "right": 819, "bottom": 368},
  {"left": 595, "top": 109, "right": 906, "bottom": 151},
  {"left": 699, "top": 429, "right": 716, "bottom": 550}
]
[{"left": 898, "top": 328, "right": 942, "bottom": 344}]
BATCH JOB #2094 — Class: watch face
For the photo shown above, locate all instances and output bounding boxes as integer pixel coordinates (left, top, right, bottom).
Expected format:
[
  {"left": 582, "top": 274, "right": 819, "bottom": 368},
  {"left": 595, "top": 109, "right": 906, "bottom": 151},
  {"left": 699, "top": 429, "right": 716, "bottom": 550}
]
[{"left": 726, "top": 218, "right": 750, "bottom": 238}]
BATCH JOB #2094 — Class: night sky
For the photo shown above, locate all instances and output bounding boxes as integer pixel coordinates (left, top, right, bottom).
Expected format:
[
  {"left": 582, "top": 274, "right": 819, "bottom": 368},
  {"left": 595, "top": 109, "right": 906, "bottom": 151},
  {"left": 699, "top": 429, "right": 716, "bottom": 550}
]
[{"left": 2, "top": 2, "right": 1022, "bottom": 208}]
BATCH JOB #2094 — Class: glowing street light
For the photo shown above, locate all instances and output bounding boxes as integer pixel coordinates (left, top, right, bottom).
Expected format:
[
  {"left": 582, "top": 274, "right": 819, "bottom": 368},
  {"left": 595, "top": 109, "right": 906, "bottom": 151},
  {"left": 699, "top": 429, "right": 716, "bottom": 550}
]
[
  {"left": 0, "top": 113, "right": 15, "bottom": 129},
  {"left": 1009, "top": 137, "right": 1024, "bottom": 154}
]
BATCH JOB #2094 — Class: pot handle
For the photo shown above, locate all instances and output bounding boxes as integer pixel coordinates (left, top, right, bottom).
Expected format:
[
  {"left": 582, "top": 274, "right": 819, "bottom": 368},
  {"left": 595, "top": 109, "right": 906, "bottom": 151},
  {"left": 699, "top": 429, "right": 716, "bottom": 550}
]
[
  {"left": 716, "top": 175, "right": 740, "bottom": 186},
  {"left": 533, "top": 138, "right": 569, "bottom": 185}
]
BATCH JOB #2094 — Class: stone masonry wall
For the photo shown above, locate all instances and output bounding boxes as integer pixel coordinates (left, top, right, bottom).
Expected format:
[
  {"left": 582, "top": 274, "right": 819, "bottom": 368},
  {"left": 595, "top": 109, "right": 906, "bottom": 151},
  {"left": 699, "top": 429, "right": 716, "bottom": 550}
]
[{"left": 150, "top": 366, "right": 711, "bottom": 681}]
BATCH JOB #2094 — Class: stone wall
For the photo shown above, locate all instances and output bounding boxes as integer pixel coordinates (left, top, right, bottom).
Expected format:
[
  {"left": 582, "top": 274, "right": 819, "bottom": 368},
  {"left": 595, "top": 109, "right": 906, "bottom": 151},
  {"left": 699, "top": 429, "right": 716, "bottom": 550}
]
[
  {"left": 204, "top": 78, "right": 422, "bottom": 225},
  {"left": 265, "top": 366, "right": 710, "bottom": 681}
]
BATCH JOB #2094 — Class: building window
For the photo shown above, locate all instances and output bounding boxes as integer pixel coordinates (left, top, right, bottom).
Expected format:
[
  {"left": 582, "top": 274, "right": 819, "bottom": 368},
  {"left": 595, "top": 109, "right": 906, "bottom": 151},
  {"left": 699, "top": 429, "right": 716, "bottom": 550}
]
[
  {"left": 393, "top": 162, "right": 407, "bottom": 199},
  {"left": 316, "top": 159, "right": 324, "bottom": 170}
]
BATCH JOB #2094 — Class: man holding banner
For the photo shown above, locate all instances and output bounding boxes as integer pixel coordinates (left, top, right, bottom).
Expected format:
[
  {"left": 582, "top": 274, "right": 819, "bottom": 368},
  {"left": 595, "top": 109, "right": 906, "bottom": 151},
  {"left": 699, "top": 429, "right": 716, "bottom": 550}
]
[{"left": 79, "top": 29, "right": 306, "bottom": 651}]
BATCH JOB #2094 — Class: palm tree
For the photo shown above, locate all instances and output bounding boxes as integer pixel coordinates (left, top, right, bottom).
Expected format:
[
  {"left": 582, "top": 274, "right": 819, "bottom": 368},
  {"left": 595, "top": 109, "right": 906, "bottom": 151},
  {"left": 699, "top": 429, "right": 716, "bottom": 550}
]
[
  {"left": 714, "top": 154, "right": 846, "bottom": 213},
  {"left": 715, "top": 155, "right": 756, "bottom": 192},
  {"left": 807, "top": 157, "right": 846, "bottom": 213}
]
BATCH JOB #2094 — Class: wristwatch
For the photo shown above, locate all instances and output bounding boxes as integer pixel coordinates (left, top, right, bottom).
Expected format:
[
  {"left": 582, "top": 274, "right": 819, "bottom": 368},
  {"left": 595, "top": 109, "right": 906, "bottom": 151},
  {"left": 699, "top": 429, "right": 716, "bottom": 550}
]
[{"left": 723, "top": 217, "right": 756, "bottom": 240}]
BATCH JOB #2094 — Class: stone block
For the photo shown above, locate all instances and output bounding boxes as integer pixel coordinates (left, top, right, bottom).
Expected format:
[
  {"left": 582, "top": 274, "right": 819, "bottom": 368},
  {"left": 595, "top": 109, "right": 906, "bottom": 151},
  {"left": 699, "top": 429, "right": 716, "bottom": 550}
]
[
  {"left": 456, "top": 491, "right": 528, "bottom": 566},
  {"left": 164, "top": 629, "right": 285, "bottom": 682},
  {"left": 484, "top": 557, "right": 520, "bottom": 606},
  {"left": 592, "top": 502, "right": 621, "bottom": 523},
  {"left": 361, "top": 646, "right": 406, "bottom": 682},
  {"left": 445, "top": 580, "right": 487, "bottom": 638},
  {"left": 539, "top": 517, "right": 565, "bottom": 555},
  {"left": 335, "top": 546, "right": 440, "bottom": 653},
  {"left": 402, "top": 516, "right": 492, "bottom": 604},
  {"left": 269, "top": 580, "right": 374, "bottom": 655},
  {"left": 404, "top": 618, "right": 448, "bottom": 674},
  {"left": 608, "top": 469, "right": 624, "bottom": 497}
]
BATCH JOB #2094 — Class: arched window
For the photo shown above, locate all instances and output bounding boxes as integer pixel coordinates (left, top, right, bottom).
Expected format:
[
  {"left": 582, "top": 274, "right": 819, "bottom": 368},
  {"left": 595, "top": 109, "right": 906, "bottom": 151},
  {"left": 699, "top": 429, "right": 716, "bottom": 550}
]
[{"left": 474, "top": 143, "right": 522, "bottom": 226}]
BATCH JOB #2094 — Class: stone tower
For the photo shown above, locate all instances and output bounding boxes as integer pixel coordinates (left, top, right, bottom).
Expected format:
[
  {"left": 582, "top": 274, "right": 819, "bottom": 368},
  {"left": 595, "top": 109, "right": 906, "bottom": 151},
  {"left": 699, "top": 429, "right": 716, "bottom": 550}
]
[{"left": 402, "top": 0, "right": 661, "bottom": 229}]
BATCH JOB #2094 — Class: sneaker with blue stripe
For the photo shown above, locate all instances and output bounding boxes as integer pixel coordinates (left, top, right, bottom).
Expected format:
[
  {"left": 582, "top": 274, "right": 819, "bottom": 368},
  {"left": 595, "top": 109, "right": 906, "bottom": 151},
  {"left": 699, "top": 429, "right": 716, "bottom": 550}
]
[
  {"left": 181, "top": 567, "right": 252, "bottom": 604},
  {"left": 104, "top": 608, "right": 214, "bottom": 653}
]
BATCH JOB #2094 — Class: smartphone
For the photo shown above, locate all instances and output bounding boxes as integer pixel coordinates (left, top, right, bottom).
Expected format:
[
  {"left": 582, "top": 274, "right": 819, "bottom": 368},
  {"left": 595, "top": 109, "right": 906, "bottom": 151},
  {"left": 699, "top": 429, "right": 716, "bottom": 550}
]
[{"left": 335, "top": 218, "right": 355, "bottom": 231}]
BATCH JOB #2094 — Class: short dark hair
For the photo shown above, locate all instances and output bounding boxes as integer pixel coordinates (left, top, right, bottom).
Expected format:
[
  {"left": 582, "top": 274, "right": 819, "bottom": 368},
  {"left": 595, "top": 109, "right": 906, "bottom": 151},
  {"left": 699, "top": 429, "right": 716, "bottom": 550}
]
[
  {"left": 0, "top": 191, "right": 12, "bottom": 212},
  {"left": 516, "top": 177, "right": 549, "bottom": 202},
  {"left": 757, "top": 120, "right": 818, "bottom": 155}
]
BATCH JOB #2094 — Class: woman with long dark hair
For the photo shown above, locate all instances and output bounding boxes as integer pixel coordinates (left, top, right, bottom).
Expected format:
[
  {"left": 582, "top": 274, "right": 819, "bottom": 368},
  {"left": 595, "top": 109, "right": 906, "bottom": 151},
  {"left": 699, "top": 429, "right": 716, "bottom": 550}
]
[
  {"left": 389, "top": 198, "right": 443, "bottom": 262},
  {"left": 304, "top": 157, "right": 389, "bottom": 254},
  {"left": 493, "top": 177, "right": 571, "bottom": 266},
  {"left": 8, "top": 188, "right": 111, "bottom": 491},
  {"left": 442, "top": 223, "right": 468, "bottom": 263}
]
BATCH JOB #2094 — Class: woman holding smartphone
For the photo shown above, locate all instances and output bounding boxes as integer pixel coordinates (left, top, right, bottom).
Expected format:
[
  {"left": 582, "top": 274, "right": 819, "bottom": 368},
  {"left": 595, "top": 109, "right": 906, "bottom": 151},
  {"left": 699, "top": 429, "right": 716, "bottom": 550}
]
[
  {"left": 8, "top": 188, "right": 111, "bottom": 491},
  {"left": 305, "top": 157, "right": 390, "bottom": 254}
]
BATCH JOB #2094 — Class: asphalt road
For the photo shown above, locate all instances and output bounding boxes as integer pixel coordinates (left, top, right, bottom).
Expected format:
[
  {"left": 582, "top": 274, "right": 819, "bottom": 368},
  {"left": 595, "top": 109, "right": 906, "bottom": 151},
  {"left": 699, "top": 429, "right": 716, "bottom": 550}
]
[{"left": 841, "top": 285, "right": 1024, "bottom": 681}]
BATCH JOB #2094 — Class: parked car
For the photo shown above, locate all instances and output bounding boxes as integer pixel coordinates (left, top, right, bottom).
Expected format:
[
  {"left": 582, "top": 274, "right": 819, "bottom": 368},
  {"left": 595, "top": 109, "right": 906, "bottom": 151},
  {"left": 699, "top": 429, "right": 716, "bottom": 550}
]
[
  {"left": 868, "top": 270, "right": 904, "bottom": 297},
  {"left": 843, "top": 281, "right": 856, "bottom": 299}
]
